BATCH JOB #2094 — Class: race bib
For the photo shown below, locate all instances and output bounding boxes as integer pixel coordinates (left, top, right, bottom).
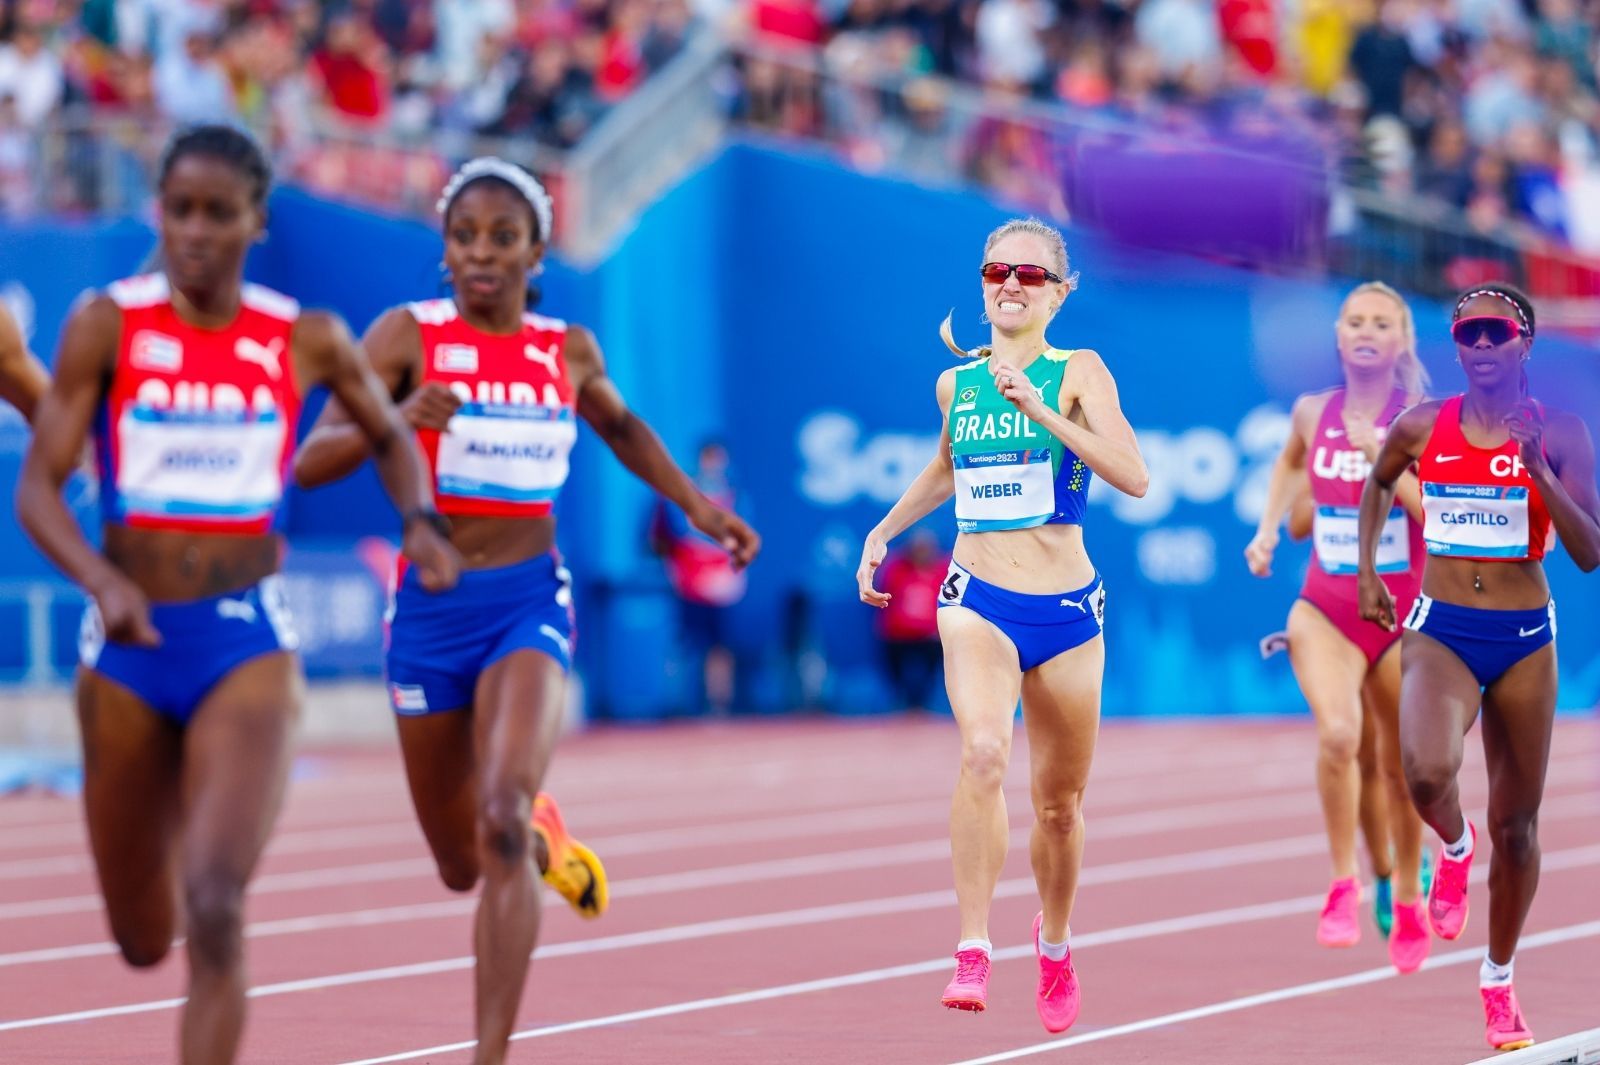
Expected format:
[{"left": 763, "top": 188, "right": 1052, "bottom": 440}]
[
  {"left": 1315, "top": 505, "right": 1410, "bottom": 576},
  {"left": 1423, "top": 483, "right": 1530, "bottom": 559},
  {"left": 436, "top": 404, "right": 577, "bottom": 504},
  {"left": 953, "top": 448, "right": 1054, "bottom": 532},
  {"left": 115, "top": 408, "right": 285, "bottom": 520}
]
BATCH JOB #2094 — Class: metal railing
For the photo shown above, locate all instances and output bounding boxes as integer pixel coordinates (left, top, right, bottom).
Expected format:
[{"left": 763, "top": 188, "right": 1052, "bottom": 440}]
[{"left": 0, "top": 581, "right": 84, "bottom": 686}]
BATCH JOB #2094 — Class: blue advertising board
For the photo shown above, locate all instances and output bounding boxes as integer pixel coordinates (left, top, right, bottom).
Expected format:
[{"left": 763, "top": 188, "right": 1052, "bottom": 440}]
[{"left": 0, "top": 143, "right": 1595, "bottom": 715}]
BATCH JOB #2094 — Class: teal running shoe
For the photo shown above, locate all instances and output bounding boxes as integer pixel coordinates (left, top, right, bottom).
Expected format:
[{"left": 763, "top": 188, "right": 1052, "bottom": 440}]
[{"left": 1373, "top": 875, "right": 1394, "bottom": 939}]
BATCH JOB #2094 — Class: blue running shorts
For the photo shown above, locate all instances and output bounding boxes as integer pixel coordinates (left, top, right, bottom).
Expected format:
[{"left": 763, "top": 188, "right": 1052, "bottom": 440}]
[
  {"left": 386, "top": 553, "right": 574, "bottom": 715},
  {"left": 79, "top": 576, "right": 299, "bottom": 726},
  {"left": 1404, "top": 594, "right": 1556, "bottom": 688},
  {"left": 935, "top": 561, "right": 1105, "bottom": 672}
]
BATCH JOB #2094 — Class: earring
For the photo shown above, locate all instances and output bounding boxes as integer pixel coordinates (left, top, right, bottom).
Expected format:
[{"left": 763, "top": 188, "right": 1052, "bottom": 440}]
[{"left": 980, "top": 310, "right": 990, "bottom": 325}]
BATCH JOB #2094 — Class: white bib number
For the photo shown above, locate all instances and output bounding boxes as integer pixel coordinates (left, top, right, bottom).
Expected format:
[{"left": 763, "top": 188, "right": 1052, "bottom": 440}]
[
  {"left": 436, "top": 405, "right": 577, "bottom": 504},
  {"left": 1423, "top": 483, "right": 1530, "bottom": 559},
  {"left": 1314, "top": 505, "right": 1410, "bottom": 576},
  {"left": 116, "top": 409, "right": 285, "bottom": 519},
  {"left": 954, "top": 448, "right": 1054, "bottom": 532}
]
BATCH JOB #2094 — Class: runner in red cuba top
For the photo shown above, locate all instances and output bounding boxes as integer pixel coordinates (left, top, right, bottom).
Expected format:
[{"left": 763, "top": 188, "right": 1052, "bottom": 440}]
[
  {"left": 1246, "top": 281, "right": 1432, "bottom": 971},
  {"left": 1360, "top": 283, "right": 1600, "bottom": 1052},
  {"left": 14, "top": 125, "right": 457, "bottom": 1065},
  {"left": 294, "top": 156, "right": 760, "bottom": 1065},
  {"left": 97, "top": 274, "right": 301, "bottom": 534},
  {"left": 407, "top": 297, "right": 577, "bottom": 518}
]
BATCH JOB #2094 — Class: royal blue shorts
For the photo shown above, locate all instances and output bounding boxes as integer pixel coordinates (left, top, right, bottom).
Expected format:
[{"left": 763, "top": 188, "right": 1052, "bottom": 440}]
[
  {"left": 386, "top": 553, "right": 574, "bottom": 716},
  {"left": 1404, "top": 594, "right": 1556, "bottom": 688},
  {"left": 79, "top": 576, "right": 299, "bottom": 726},
  {"left": 935, "top": 561, "right": 1105, "bottom": 673}
]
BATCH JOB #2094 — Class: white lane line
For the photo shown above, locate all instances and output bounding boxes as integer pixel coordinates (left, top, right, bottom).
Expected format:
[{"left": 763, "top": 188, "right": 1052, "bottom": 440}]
[
  {"left": 336, "top": 905, "right": 1600, "bottom": 1065},
  {"left": 7, "top": 835, "right": 1600, "bottom": 1040},
  {"left": 0, "top": 729, "right": 1323, "bottom": 857},
  {"left": 949, "top": 919, "right": 1600, "bottom": 1064},
  {"left": 0, "top": 736, "right": 1306, "bottom": 866},
  {"left": 0, "top": 831, "right": 1329, "bottom": 969},
  {"left": 0, "top": 772, "right": 1342, "bottom": 918},
  {"left": 4, "top": 787, "right": 1596, "bottom": 968}
]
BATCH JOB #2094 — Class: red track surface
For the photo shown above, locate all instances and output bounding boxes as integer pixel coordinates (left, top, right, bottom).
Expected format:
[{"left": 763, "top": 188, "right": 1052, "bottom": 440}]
[{"left": 1, "top": 715, "right": 1597, "bottom": 1064}]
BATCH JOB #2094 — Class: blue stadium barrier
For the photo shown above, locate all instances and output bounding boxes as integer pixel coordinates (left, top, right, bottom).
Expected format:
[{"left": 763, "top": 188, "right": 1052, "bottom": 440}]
[{"left": 0, "top": 142, "right": 1595, "bottom": 717}]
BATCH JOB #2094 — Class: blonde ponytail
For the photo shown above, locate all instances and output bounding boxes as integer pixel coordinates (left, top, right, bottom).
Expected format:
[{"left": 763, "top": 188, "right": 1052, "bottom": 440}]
[{"left": 939, "top": 311, "right": 990, "bottom": 360}]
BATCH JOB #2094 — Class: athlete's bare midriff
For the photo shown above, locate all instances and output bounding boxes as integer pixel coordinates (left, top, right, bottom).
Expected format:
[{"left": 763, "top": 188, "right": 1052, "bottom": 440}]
[
  {"left": 447, "top": 513, "right": 557, "bottom": 570},
  {"left": 104, "top": 524, "right": 279, "bottom": 602},
  {"left": 954, "top": 522, "right": 1094, "bottom": 594},
  {"left": 1422, "top": 555, "right": 1551, "bottom": 611}
]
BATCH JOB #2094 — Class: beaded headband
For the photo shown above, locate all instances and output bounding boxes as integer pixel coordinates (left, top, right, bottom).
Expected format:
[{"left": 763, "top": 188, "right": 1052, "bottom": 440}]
[
  {"left": 436, "top": 157, "right": 554, "bottom": 243},
  {"left": 1454, "top": 288, "right": 1531, "bottom": 335}
]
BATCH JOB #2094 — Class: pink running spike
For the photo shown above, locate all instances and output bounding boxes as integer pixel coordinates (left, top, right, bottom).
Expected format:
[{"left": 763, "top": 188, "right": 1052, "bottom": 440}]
[
  {"left": 1388, "top": 899, "right": 1430, "bottom": 974},
  {"left": 1481, "top": 983, "right": 1535, "bottom": 1051},
  {"left": 1429, "top": 822, "right": 1475, "bottom": 941},
  {"left": 1315, "top": 877, "right": 1361, "bottom": 948},
  {"left": 941, "top": 948, "right": 990, "bottom": 1012},
  {"left": 1033, "top": 911, "right": 1080, "bottom": 1033}
]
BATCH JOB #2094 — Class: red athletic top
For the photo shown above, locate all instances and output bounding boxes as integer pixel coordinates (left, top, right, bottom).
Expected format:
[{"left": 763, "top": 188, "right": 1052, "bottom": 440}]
[
  {"left": 407, "top": 299, "right": 577, "bottom": 519},
  {"left": 1417, "top": 395, "right": 1550, "bottom": 562},
  {"left": 95, "top": 273, "right": 301, "bottom": 535},
  {"left": 1300, "top": 387, "right": 1423, "bottom": 601}
]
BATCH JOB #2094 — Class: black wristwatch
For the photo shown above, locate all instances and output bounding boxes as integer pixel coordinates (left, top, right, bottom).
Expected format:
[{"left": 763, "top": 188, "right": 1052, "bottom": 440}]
[{"left": 402, "top": 507, "right": 452, "bottom": 539}]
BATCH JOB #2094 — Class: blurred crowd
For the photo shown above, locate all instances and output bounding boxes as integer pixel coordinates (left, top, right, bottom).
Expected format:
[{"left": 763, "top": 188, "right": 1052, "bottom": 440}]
[
  {"left": 3, "top": 1, "right": 1599, "bottom": 259},
  {"left": 0, "top": 0, "right": 698, "bottom": 215},
  {"left": 730, "top": 0, "right": 1600, "bottom": 254}
]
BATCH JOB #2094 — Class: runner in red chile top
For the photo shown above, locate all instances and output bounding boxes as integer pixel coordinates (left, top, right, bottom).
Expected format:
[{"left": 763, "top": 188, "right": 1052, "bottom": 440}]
[
  {"left": 1358, "top": 282, "right": 1600, "bottom": 1053},
  {"left": 14, "top": 125, "right": 461, "bottom": 1065},
  {"left": 293, "top": 156, "right": 760, "bottom": 1065}
]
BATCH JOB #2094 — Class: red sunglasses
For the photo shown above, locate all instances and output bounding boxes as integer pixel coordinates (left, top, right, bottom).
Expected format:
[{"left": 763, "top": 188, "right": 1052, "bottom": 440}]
[
  {"left": 980, "top": 262, "right": 1064, "bottom": 287},
  {"left": 1451, "top": 316, "right": 1523, "bottom": 347}
]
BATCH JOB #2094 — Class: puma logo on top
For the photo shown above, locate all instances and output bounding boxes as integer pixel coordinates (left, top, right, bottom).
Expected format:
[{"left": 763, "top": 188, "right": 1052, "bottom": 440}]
[
  {"left": 234, "top": 337, "right": 285, "bottom": 380},
  {"left": 525, "top": 343, "right": 560, "bottom": 375}
]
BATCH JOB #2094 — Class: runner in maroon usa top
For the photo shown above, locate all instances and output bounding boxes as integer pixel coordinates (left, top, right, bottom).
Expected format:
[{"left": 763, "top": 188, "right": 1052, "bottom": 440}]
[
  {"left": 1359, "top": 282, "right": 1600, "bottom": 1052},
  {"left": 14, "top": 125, "right": 459, "bottom": 1065},
  {"left": 1246, "top": 282, "right": 1431, "bottom": 971}
]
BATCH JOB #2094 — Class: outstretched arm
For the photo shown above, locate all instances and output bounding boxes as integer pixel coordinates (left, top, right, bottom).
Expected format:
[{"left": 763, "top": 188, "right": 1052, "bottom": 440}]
[
  {"left": 292, "top": 310, "right": 460, "bottom": 590},
  {"left": 1246, "top": 393, "right": 1318, "bottom": 577},
  {"left": 992, "top": 349, "right": 1149, "bottom": 498},
  {"left": 0, "top": 303, "right": 48, "bottom": 423},
  {"left": 16, "top": 295, "right": 160, "bottom": 645},
  {"left": 858, "top": 369, "right": 956, "bottom": 607},
  {"left": 566, "top": 325, "right": 759, "bottom": 566}
]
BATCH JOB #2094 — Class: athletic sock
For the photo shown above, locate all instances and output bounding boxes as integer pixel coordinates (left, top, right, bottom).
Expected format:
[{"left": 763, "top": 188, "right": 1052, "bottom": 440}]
[
  {"left": 1443, "top": 824, "right": 1473, "bottom": 861},
  {"left": 1480, "top": 954, "right": 1514, "bottom": 987},
  {"left": 1039, "top": 936, "right": 1070, "bottom": 962},
  {"left": 956, "top": 938, "right": 992, "bottom": 958}
]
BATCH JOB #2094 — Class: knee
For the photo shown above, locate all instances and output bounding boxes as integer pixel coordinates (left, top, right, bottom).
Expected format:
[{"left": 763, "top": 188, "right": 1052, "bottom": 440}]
[
  {"left": 436, "top": 857, "right": 479, "bottom": 893},
  {"left": 1033, "top": 790, "right": 1084, "bottom": 839},
  {"left": 477, "top": 791, "right": 534, "bottom": 868},
  {"left": 1317, "top": 722, "right": 1361, "bottom": 765},
  {"left": 1403, "top": 754, "right": 1455, "bottom": 810},
  {"left": 1490, "top": 812, "right": 1539, "bottom": 868},
  {"left": 183, "top": 873, "right": 244, "bottom": 970},
  {"left": 959, "top": 735, "right": 1010, "bottom": 791},
  {"left": 116, "top": 931, "right": 173, "bottom": 969}
]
